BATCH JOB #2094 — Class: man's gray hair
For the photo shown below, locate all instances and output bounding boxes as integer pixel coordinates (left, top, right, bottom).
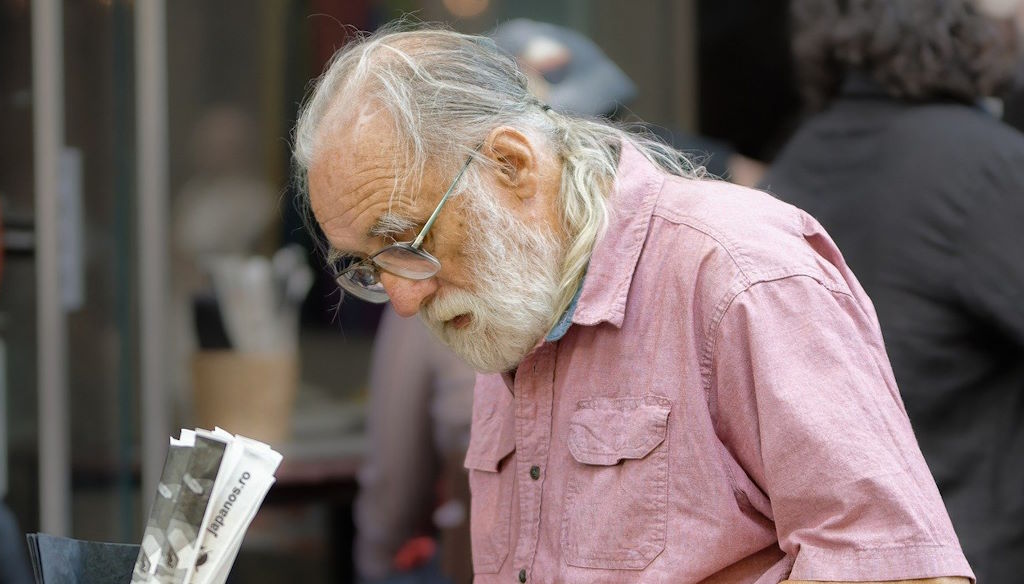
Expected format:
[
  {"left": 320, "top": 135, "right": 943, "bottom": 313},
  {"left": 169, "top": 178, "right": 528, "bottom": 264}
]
[{"left": 293, "top": 22, "right": 700, "bottom": 321}]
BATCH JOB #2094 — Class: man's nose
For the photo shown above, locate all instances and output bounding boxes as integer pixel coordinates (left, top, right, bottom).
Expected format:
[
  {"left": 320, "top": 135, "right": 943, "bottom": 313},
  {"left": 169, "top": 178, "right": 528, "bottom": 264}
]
[{"left": 379, "top": 272, "right": 438, "bottom": 317}]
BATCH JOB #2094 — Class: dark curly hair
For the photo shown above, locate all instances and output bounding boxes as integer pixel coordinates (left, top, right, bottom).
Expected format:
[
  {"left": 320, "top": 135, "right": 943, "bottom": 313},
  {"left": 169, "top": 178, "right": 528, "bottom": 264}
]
[{"left": 791, "top": 0, "right": 1020, "bottom": 109}]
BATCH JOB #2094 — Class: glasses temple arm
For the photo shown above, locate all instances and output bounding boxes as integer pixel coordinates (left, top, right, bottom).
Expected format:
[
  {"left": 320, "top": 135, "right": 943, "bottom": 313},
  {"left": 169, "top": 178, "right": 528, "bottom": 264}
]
[{"left": 411, "top": 151, "right": 477, "bottom": 249}]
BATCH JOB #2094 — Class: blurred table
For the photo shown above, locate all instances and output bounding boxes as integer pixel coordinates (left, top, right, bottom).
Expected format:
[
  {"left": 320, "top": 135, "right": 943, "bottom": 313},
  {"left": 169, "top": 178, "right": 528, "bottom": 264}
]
[
  {"left": 259, "top": 396, "right": 367, "bottom": 583},
  {"left": 272, "top": 433, "right": 366, "bottom": 501}
]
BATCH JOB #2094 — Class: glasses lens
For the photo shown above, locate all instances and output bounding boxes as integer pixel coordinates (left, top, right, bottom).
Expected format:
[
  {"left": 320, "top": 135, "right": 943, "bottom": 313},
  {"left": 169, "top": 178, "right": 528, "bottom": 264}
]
[
  {"left": 373, "top": 244, "right": 441, "bottom": 280},
  {"left": 336, "top": 263, "right": 389, "bottom": 303}
]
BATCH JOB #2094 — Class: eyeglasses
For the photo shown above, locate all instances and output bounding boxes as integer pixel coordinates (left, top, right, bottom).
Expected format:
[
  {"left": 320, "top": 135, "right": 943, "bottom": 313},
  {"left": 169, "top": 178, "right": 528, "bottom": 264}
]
[{"left": 333, "top": 153, "right": 476, "bottom": 303}]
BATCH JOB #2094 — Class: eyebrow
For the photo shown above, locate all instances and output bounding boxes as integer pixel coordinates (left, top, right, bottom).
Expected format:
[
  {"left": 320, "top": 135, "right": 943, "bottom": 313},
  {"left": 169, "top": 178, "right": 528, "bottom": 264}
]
[
  {"left": 325, "top": 211, "right": 419, "bottom": 266},
  {"left": 367, "top": 211, "right": 418, "bottom": 240}
]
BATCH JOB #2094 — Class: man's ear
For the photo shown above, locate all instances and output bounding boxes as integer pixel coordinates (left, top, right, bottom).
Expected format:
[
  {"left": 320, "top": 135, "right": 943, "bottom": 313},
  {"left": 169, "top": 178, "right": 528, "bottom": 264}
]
[{"left": 483, "top": 126, "right": 539, "bottom": 201}]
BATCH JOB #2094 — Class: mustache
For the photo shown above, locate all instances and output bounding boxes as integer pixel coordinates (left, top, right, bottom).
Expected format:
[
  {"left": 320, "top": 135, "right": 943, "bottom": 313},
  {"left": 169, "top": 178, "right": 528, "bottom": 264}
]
[{"left": 421, "top": 289, "right": 489, "bottom": 334}]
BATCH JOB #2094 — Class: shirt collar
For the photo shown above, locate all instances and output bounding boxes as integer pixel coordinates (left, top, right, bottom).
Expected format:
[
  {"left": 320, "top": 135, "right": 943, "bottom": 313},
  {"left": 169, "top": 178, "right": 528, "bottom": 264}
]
[
  {"left": 545, "top": 267, "right": 586, "bottom": 342},
  {"left": 568, "top": 142, "right": 665, "bottom": 330}
]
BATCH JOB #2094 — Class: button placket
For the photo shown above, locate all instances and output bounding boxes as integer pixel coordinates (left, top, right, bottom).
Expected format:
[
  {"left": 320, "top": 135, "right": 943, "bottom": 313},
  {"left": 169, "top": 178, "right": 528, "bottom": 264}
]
[{"left": 511, "top": 346, "right": 554, "bottom": 583}]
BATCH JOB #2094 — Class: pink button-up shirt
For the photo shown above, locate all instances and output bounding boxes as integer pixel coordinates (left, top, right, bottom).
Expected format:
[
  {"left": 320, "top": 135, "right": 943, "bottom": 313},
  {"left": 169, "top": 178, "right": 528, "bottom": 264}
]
[{"left": 464, "top": 144, "right": 974, "bottom": 583}]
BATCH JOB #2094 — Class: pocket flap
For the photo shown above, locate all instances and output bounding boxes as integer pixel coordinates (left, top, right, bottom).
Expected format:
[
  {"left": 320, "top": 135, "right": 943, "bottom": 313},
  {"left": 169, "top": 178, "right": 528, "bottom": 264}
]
[
  {"left": 568, "top": 396, "right": 671, "bottom": 466},
  {"left": 464, "top": 377, "right": 516, "bottom": 472}
]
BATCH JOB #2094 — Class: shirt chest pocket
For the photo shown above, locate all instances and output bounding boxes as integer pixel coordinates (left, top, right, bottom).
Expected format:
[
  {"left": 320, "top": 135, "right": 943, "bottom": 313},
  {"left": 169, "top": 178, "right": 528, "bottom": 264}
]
[{"left": 561, "top": 395, "right": 671, "bottom": 570}]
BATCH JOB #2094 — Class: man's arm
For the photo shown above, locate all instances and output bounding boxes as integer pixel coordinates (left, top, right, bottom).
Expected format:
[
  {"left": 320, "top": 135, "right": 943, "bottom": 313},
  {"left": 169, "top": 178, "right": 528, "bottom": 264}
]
[
  {"left": 783, "top": 579, "right": 970, "bottom": 584},
  {"left": 711, "top": 276, "right": 974, "bottom": 583}
]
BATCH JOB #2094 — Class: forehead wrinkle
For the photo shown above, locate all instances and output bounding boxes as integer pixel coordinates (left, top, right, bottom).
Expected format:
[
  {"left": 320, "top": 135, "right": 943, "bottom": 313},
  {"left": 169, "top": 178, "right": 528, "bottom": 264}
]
[
  {"left": 317, "top": 102, "right": 421, "bottom": 208},
  {"left": 317, "top": 180, "right": 422, "bottom": 257},
  {"left": 346, "top": 151, "right": 424, "bottom": 207},
  {"left": 322, "top": 197, "right": 389, "bottom": 248},
  {"left": 315, "top": 155, "right": 399, "bottom": 228}
]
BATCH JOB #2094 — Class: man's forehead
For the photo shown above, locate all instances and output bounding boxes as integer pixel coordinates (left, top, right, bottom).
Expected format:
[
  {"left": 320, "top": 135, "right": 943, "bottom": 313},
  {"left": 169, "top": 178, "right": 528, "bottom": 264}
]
[
  {"left": 306, "top": 106, "right": 444, "bottom": 258},
  {"left": 314, "top": 105, "right": 398, "bottom": 178},
  {"left": 308, "top": 107, "right": 403, "bottom": 217}
]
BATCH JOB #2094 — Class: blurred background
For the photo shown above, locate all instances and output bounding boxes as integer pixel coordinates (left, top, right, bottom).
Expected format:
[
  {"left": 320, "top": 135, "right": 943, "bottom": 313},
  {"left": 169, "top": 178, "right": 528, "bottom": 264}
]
[{"left": 3, "top": 1, "right": 1018, "bottom": 583}]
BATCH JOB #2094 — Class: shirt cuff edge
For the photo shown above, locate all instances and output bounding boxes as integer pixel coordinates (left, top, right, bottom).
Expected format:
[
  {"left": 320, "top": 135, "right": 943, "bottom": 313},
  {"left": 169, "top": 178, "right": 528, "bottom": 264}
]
[{"left": 789, "top": 543, "right": 975, "bottom": 583}]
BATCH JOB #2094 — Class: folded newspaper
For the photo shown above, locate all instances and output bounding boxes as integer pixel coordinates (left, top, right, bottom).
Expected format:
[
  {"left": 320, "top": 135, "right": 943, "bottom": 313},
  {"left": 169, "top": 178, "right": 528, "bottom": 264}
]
[{"left": 130, "top": 428, "right": 283, "bottom": 584}]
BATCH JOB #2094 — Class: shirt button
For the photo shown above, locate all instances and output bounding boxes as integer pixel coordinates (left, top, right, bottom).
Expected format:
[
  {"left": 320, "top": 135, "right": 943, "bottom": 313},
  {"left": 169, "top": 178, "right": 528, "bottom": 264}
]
[
  {"left": 529, "top": 465, "right": 541, "bottom": 480},
  {"left": 518, "top": 568, "right": 527, "bottom": 582}
]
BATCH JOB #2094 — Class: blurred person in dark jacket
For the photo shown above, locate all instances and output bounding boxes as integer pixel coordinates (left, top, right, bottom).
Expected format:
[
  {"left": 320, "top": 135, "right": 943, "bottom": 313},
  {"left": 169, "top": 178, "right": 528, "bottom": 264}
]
[{"left": 764, "top": 1, "right": 1024, "bottom": 580}]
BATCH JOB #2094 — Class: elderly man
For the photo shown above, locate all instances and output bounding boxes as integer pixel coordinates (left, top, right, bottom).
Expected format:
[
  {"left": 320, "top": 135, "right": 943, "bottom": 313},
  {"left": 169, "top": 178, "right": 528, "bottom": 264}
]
[{"left": 294, "top": 26, "right": 973, "bottom": 584}]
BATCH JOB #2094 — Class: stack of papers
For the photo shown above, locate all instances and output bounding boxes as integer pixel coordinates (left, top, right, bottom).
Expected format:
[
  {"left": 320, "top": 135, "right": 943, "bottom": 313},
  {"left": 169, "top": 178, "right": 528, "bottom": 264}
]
[{"left": 131, "top": 428, "right": 282, "bottom": 584}]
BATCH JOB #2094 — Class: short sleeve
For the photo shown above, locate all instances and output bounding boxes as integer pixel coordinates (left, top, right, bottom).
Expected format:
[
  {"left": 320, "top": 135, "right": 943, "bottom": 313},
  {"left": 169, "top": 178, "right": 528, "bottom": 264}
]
[{"left": 710, "top": 275, "right": 975, "bottom": 582}]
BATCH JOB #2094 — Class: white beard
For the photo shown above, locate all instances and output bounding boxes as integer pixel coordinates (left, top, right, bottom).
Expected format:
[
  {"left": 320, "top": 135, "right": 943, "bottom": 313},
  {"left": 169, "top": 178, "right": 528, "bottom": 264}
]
[{"left": 420, "top": 189, "right": 563, "bottom": 373}]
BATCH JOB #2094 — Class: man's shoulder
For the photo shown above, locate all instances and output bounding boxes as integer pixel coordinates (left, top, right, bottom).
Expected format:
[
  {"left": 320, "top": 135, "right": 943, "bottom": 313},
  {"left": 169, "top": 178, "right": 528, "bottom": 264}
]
[{"left": 648, "top": 176, "right": 830, "bottom": 285}]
